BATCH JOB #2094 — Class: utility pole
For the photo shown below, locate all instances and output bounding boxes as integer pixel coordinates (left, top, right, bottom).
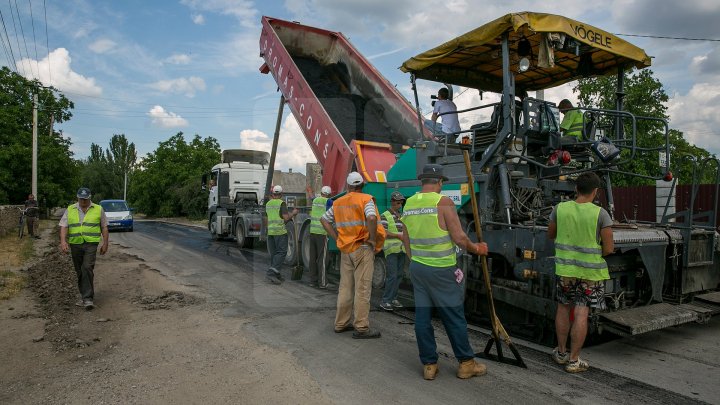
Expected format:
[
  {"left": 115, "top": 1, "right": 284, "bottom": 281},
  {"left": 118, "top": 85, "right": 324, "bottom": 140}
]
[
  {"left": 124, "top": 170, "right": 128, "bottom": 200},
  {"left": 32, "top": 93, "right": 38, "bottom": 197}
]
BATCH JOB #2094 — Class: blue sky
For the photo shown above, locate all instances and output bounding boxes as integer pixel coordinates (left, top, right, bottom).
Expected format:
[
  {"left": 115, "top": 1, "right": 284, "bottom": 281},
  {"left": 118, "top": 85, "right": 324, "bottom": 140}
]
[{"left": 4, "top": 0, "right": 720, "bottom": 172}]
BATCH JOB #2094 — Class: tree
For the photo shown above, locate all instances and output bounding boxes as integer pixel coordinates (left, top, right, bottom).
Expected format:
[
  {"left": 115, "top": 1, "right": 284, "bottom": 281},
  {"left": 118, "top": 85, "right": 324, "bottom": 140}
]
[
  {"left": 79, "top": 134, "right": 137, "bottom": 202},
  {"left": 575, "top": 69, "right": 714, "bottom": 185},
  {"left": 130, "top": 132, "right": 220, "bottom": 218},
  {"left": 0, "top": 67, "right": 78, "bottom": 206}
]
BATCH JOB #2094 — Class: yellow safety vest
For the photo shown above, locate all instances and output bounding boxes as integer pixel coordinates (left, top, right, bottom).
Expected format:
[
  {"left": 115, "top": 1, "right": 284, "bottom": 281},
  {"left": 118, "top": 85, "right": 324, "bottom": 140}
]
[
  {"left": 560, "top": 109, "right": 584, "bottom": 139},
  {"left": 554, "top": 201, "right": 609, "bottom": 281},
  {"left": 266, "top": 199, "right": 286, "bottom": 236},
  {"left": 382, "top": 210, "right": 404, "bottom": 256},
  {"left": 402, "top": 192, "right": 455, "bottom": 267},
  {"left": 67, "top": 204, "right": 102, "bottom": 244},
  {"left": 310, "top": 196, "right": 328, "bottom": 235}
]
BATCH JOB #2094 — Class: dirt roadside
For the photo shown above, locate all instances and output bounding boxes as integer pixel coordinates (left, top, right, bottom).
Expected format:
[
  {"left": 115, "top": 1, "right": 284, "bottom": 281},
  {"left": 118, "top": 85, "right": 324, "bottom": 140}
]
[{"left": 0, "top": 222, "right": 332, "bottom": 405}]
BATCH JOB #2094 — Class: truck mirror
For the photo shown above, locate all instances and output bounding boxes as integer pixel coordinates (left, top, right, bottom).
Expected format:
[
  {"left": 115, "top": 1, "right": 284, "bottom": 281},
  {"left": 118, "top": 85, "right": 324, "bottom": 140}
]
[{"left": 201, "top": 174, "right": 208, "bottom": 190}]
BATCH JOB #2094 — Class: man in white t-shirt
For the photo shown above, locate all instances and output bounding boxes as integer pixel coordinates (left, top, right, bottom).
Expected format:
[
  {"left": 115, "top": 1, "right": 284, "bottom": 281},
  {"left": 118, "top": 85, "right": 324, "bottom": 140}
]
[{"left": 431, "top": 88, "right": 461, "bottom": 138}]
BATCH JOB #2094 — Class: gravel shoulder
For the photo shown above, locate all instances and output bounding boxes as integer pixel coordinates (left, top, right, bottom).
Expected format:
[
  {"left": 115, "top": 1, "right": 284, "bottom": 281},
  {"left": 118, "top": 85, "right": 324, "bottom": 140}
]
[{"left": 0, "top": 224, "right": 331, "bottom": 405}]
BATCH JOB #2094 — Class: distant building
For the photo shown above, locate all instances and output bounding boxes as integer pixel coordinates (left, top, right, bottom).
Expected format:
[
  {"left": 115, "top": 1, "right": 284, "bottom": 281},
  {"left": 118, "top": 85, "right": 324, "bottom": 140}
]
[{"left": 273, "top": 168, "right": 308, "bottom": 208}]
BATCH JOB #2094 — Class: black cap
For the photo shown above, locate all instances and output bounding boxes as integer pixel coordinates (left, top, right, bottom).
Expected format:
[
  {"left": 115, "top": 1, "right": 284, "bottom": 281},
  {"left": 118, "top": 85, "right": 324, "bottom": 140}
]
[
  {"left": 390, "top": 191, "right": 405, "bottom": 201},
  {"left": 417, "top": 164, "right": 449, "bottom": 181},
  {"left": 76, "top": 187, "right": 91, "bottom": 199}
]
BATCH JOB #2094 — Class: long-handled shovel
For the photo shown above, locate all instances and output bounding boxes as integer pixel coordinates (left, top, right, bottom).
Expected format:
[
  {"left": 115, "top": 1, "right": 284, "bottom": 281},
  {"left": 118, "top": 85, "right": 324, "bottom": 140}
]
[{"left": 462, "top": 150, "right": 527, "bottom": 368}]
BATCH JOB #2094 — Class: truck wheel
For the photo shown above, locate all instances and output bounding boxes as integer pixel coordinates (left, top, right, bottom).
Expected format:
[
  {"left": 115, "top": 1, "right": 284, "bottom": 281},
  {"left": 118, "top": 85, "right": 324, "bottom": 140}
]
[
  {"left": 209, "top": 214, "right": 219, "bottom": 240},
  {"left": 300, "top": 223, "right": 311, "bottom": 269},
  {"left": 284, "top": 222, "right": 298, "bottom": 266},
  {"left": 372, "top": 256, "right": 386, "bottom": 290},
  {"left": 235, "top": 221, "right": 254, "bottom": 248}
]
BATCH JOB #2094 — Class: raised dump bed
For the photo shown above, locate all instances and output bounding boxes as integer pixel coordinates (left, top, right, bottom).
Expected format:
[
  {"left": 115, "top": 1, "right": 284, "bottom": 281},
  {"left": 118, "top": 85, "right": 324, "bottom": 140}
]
[{"left": 259, "top": 16, "right": 427, "bottom": 193}]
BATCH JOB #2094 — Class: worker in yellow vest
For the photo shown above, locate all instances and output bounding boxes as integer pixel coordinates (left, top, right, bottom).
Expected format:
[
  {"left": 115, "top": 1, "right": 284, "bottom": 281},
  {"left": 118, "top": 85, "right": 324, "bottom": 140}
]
[
  {"left": 548, "top": 171, "right": 614, "bottom": 373},
  {"left": 265, "top": 185, "right": 298, "bottom": 284},
  {"left": 307, "top": 185, "right": 332, "bottom": 288},
  {"left": 321, "top": 172, "right": 385, "bottom": 339},
  {"left": 58, "top": 187, "right": 109, "bottom": 310},
  {"left": 401, "top": 164, "right": 488, "bottom": 381},
  {"left": 379, "top": 191, "right": 406, "bottom": 312},
  {"left": 559, "top": 99, "right": 584, "bottom": 139}
]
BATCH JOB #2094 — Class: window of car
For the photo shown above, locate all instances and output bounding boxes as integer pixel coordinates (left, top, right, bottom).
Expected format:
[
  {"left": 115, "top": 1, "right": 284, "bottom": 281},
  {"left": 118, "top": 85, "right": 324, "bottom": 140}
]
[{"left": 101, "top": 201, "right": 129, "bottom": 212}]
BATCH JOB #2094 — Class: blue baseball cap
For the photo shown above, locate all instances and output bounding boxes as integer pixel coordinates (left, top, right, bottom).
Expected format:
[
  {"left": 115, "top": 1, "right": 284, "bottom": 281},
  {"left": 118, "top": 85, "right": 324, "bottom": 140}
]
[{"left": 76, "top": 187, "right": 92, "bottom": 199}]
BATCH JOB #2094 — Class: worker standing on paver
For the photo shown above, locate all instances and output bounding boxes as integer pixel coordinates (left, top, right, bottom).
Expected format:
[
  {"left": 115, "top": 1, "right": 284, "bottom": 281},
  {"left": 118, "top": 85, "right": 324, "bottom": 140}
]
[
  {"left": 379, "top": 191, "right": 406, "bottom": 311},
  {"left": 307, "top": 185, "right": 332, "bottom": 288},
  {"left": 265, "top": 185, "right": 298, "bottom": 284},
  {"left": 401, "top": 164, "right": 488, "bottom": 380},
  {"left": 548, "top": 171, "right": 613, "bottom": 373},
  {"left": 321, "top": 172, "right": 384, "bottom": 339}
]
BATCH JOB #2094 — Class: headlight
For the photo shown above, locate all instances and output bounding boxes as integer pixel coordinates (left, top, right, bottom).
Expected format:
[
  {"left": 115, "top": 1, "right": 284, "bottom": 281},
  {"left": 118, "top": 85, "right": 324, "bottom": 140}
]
[{"left": 122, "top": 214, "right": 133, "bottom": 220}]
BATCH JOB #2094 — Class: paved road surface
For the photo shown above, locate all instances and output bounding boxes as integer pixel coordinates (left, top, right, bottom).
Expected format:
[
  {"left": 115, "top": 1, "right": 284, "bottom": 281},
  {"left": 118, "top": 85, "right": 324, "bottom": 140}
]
[{"left": 111, "top": 221, "right": 719, "bottom": 405}]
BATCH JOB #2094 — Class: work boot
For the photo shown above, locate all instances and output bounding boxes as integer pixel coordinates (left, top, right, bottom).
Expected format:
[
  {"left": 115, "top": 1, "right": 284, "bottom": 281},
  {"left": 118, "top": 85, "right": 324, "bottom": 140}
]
[
  {"left": 423, "top": 363, "right": 438, "bottom": 380},
  {"left": 456, "top": 359, "right": 487, "bottom": 379}
]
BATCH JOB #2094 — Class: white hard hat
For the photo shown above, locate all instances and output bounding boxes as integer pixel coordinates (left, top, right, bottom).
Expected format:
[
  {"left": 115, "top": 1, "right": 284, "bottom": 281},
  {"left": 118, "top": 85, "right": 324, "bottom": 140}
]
[
  {"left": 321, "top": 186, "right": 332, "bottom": 195},
  {"left": 347, "top": 172, "right": 364, "bottom": 186},
  {"left": 272, "top": 185, "right": 283, "bottom": 194}
]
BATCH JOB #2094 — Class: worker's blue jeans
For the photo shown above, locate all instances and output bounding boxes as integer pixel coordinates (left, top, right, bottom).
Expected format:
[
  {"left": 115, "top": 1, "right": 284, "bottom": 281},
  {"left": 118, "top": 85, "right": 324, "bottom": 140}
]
[
  {"left": 267, "top": 233, "right": 288, "bottom": 274},
  {"left": 410, "top": 260, "right": 475, "bottom": 365},
  {"left": 382, "top": 253, "right": 405, "bottom": 304}
]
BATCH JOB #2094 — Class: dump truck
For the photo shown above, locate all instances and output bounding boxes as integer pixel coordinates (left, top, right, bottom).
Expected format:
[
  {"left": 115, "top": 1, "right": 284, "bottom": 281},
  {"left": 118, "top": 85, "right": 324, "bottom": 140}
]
[{"left": 259, "top": 13, "right": 720, "bottom": 340}]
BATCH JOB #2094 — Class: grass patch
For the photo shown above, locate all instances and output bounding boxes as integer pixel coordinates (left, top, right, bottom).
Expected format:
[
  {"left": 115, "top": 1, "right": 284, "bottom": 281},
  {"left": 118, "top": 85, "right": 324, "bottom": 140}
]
[
  {"left": 0, "top": 232, "right": 34, "bottom": 269},
  {"left": 0, "top": 270, "right": 26, "bottom": 300}
]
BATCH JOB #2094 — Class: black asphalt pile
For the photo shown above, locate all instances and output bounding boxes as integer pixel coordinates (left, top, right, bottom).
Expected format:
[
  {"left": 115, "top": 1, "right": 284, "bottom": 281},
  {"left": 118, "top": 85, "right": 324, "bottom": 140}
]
[
  {"left": 293, "top": 57, "right": 412, "bottom": 149},
  {"left": 25, "top": 249, "right": 89, "bottom": 352},
  {"left": 133, "top": 291, "right": 201, "bottom": 310}
]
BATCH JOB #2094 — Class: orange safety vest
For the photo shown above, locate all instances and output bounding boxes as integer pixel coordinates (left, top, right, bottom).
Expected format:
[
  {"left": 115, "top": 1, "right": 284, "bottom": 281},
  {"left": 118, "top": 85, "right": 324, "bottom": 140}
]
[{"left": 333, "top": 192, "right": 385, "bottom": 254}]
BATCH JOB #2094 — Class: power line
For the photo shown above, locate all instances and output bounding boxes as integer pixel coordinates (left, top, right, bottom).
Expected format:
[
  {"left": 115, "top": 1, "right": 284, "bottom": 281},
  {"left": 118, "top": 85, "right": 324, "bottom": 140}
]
[
  {"left": 615, "top": 33, "right": 720, "bottom": 42},
  {"left": 12, "top": 0, "right": 34, "bottom": 78},
  {"left": 0, "top": 9, "right": 13, "bottom": 69},
  {"left": 41, "top": 0, "right": 49, "bottom": 84},
  {"left": 0, "top": 5, "right": 18, "bottom": 71},
  {"left": 28, "top": 0, "right": 40, "bottom": 78},
  {"left": 7, "top": 0, "right": 28, "bottom": 74}
]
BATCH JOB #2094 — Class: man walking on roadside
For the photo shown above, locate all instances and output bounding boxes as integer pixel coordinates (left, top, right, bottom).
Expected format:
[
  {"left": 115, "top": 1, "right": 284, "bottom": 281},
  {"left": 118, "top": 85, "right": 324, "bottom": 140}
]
[
  {"left": 265, "top": 185, "right": 298, "bottom": 284},
  {"left": 24, "top": 193, "right": 40, "bottom": 239},
  {"left": 321, "top": 172, "right": 385, "bottom": 339},
  {"left": 548, "top": 171, "right": 614, "bottom": 373},
  {"left": 401, "top": 164, "right": 488, "bottom": 380},
  {"left": 379, "top": 191, "right": 406, "bottom": 312},
  {"left": 59, "top": 187, "right": 109, "bottom": 310},
  {"left": 307, "top": 186, "right": 332, "bottom": 288}
]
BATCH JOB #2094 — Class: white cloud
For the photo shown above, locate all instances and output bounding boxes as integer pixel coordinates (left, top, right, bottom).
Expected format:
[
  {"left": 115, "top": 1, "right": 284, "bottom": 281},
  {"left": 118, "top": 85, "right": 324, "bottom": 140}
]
[
  {"left": 17, "top": 48, "right": 102, "bottom": 96},
  {"left": 192, "top": 13, "right": 205, "bottom": 24},
  {"left": 165, "top": 53, "right": 192, "bottom": 65},
  {"left": 207, "top": 31, "right": 263, "bottom": 74},
  {"left": 667, "top": 84, "right": 720, "bottom": 156},
  {"left": 239, "top": 117, "right": 316, "bottom": 173},
  {"left": 88, "top": 38, "right": 117, "bottom": 54},
  {"left": 181, "top": 0, "right": 258, "bottom": 27},
  {"left": 147, "top": 106, "right": 189, "bottom": 128},
  {"left": 148, "top": 76, "right": 206, "bottom": 97}
]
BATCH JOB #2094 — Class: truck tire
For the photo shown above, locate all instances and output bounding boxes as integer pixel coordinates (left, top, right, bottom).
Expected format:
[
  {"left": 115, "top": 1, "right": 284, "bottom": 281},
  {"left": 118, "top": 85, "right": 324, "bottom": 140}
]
[
  {"left": 372, "top": 255, "right": 386, "bottom": 290},
  {"left": 284, "top": 222, "right": 298, "bottom": 266},
  {"left": 300, "top": 222, "right": 311, "bottom": 269},
  {"left": 209, "top": 214, "right": 219, "bottom": 241},
  {"left": 235, "top": 220, "right": 254, "bottom": 249}
]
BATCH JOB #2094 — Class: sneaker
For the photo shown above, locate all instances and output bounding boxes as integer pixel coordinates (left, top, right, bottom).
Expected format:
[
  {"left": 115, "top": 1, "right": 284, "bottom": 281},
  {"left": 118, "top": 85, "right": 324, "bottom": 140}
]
[
  {"left": 391, "top": 299, "right": 403, "bottom": 308},
  {"left": 83, "top": 300, "right": 94, "bottom": 310},
  {"left": 351, "top": 329, "right": 381, "bottom": 339},
  {"left": 318, "top": 284, "right": 328, "bottom": 290},
  {"left": 308, "top": 282, "right": 319, "bottom": 288},
  {"left": 75, "top": 300, "right": 85, "bottom": 307},
  {"left": 423, "top": 363, "right": 439, "bottom": 380},
  {"left": 379, "top": 302, "right": 394, "bottom": 311},
  {"left": 565, "top": 358, "right": 589, "bottom": 373},
  {"left": 552, "top": 347, "right": 569, "bottom": 365}
]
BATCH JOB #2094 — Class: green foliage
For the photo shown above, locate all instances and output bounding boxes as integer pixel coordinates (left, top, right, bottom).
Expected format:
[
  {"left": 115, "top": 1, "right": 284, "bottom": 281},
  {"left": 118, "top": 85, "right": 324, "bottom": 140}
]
[
  {"left": 575, "top": 69, "right": 714, "bottom": 185},
  {"left": 78, "top": 134, "right": 137, "bottom": 202},
  {"left": 130, "top": 132, "right": 220, "bottom": 218},
  {"left": 0, "top": 67, "right": 78, "bottom": 206}
]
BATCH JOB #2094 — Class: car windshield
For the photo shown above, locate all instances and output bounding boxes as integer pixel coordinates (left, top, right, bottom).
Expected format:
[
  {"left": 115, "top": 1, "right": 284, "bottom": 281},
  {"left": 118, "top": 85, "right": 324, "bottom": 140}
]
[{"left": 101, "top": 201, "right": 129, "bottom": 212}]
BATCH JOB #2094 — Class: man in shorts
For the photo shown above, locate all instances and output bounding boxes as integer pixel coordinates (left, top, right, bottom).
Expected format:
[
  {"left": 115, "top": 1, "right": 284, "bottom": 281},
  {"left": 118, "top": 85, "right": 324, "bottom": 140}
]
[{"left": 548, "top": 172, "right": 614, "bottom": 373}]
